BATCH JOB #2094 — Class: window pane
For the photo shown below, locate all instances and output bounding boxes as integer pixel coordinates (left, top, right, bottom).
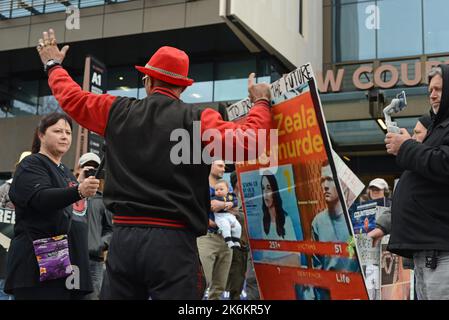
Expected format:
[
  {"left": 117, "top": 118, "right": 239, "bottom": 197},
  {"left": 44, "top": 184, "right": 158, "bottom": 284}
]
[
  {"left": 213, "top": 59, "right": 256, "bottom": 102},
  {"left": 328, "top": 120, "right": 385, "bottom": 146},
  {"left": 80, "top": 0, "right": 107, "bottom": 8},
  {"left": 377, "top": 0, "right": 423, "bottom": 58},
  {"left": 107, "top": 67, "right": 138, "bottom": 99},
  {"left": 216, "top": 60, "right": 256, "bottom": 80},
  {"left": 31, "top": 0, "right": 45, "bottom": 14},
  {"left": 107, "top": 88, "right": 138, "bottom": 99},
  {"left": 181, "top": 81, "right": 213, "bottom": 103},
  {"left": 9, "top": 79, "right": 39, "bottom": 116},
  {"left": 178, "top": 63, "right": 214, "bottom": 102},
  {"left": 10, "top": 8, "right": 30, "bottom": 18},
  {"left": 189, "top": 63, "right": 213, "bottom": 82},
  {"left": 0, "top": 1, "right": 11, "bottom": 18},
  {"left": 333, "top": 2, "right": 376, "bottom": 62},
  {"left": 11, "top": 99, "right": 36, "bottom": 116},
  {"left": 424, "top": 0, "right": 449, "bottom": 54},
  {"left": 38, "top": 95, "right": 62, "bottom": 115},
  {"left": 257, "top": 76, "right": 271, "bottom": 84},
  {"left": 42, "top": 1, "right": 65, "bottom": 13},
  {"left": 332, "top": 0, "right": 374, "bottom": 4},
  {"left": 214, "top": 78, "right": 247, "bottom": 102}
]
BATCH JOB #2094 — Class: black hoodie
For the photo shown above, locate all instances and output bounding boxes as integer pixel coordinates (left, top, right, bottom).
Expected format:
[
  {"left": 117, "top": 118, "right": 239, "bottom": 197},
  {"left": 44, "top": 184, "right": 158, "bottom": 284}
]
[{"left": 388, "top": 64, "right": 449, "bottom": 257}]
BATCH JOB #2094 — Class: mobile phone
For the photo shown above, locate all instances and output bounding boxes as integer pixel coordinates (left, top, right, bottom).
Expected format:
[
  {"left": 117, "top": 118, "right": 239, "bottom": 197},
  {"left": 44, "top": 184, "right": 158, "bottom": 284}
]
[{"left": 85, "top": 168, "right": 97, "bottom": 178}]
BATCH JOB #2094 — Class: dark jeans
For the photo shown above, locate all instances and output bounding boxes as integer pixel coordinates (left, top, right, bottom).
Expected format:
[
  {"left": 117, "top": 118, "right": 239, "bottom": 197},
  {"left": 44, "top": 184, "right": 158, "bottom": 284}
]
[
  {"left": 226, "top": 247, "right": 248, "bottom": 300},
  {"left": 245, "top": 258, "right": 260, "bottom": 300},
  {"left": 100, "top": 226, "right": 205, "bottom": 300},
  {"left": 85, "top": 259, "right": 105, "bottom": 300},
  {"left": 14, "top": 287, "right": 86, "bottom": 300},
  {"left": 0, "top": 279, "right": 13, "bottom": 300}
]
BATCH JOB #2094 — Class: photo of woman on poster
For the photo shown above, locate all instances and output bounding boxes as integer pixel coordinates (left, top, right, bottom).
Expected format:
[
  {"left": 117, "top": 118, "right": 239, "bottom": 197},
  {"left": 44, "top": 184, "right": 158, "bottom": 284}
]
[
  {"left": 239, "top": 165, "right": 303, "bottom": 241},
  {"left": 261, "top": 173, "right": 296, "bottom": 241},
  {"left": 239, "top": 165, "right": 306, "bottom": 268}
]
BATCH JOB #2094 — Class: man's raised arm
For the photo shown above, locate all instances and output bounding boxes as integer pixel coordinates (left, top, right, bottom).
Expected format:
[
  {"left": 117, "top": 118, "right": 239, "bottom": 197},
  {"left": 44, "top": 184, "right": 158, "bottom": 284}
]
[{"left": 37, "top": 28, "right": 116, "bottom": 136}]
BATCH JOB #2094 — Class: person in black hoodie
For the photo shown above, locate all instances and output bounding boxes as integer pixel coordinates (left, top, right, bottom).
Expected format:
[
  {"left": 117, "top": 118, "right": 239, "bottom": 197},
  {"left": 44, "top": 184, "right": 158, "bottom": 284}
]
[
  {"left": 385, "top": 65, "right": 449, "bottom": 300},
  {"left": 6, "top": 113, "right": 99, "bottom": 300},
  {"left": 76, "top": 152, "right": 113, "bottom": 300},
  {"left": 369, "top": 115, "right": 432, "bottom": 248}
]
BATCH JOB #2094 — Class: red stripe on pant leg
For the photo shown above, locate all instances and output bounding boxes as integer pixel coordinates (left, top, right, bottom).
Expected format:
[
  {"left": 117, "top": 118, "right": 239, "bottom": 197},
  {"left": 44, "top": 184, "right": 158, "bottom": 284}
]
[
  {"left": 113, "top": 215, "right": 187, "bottom": 226},
  {"left": 112, "top": 219, "right": 186, "bottom": 228}
]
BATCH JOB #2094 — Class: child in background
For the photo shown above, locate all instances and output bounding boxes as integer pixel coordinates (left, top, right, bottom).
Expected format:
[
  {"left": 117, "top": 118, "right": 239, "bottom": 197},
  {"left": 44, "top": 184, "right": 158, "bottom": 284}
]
[{"left": 212, "top": 180, "right": 242, "bottom": 248}]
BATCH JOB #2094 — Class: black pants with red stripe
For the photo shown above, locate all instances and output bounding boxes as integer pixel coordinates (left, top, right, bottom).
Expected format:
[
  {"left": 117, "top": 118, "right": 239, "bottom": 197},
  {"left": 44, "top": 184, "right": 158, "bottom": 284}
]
[{"left": 100, "top": 226, "right": 205, "bottom": 300}]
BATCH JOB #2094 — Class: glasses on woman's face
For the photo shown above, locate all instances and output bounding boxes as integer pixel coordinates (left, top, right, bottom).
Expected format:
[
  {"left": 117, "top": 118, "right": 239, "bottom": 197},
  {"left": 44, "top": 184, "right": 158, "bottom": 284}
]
[{"left": 142, "top": 75, "right": 149, "bottom": 87}]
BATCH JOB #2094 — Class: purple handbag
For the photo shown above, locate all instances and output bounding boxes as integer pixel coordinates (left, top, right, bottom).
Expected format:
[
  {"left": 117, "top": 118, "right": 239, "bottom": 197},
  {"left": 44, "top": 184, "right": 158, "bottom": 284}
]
[
  {"left": 26, "top": 211, "right": 74, "bottom": 282},
  {"left": 32, "top": 234, "right": 73, "bottom": 282}
]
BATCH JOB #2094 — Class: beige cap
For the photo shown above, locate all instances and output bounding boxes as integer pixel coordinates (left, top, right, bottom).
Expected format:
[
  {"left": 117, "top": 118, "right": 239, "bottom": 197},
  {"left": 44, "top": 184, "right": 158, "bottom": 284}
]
[
  {"left": 78, "top": 152, "right": 101, "bottom": 167},
  {"left": 368, "top": 178, "right": 389, "bottom": 191}
]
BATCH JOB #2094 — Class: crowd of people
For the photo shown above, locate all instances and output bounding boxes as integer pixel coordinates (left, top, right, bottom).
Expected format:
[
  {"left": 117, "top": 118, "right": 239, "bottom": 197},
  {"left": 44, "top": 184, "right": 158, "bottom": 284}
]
[
  {"left": 0, "top": 27, "right": 448, "bottom": 300},
  {"left": 0, "top": 28, "right": 272, "bottom": 300}
]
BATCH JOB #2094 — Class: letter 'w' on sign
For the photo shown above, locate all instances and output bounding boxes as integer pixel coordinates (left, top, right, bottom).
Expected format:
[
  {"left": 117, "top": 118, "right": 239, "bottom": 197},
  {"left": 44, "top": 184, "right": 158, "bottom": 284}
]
[{"left": 316, "top": 69, "right": 345, "bottom": 93}]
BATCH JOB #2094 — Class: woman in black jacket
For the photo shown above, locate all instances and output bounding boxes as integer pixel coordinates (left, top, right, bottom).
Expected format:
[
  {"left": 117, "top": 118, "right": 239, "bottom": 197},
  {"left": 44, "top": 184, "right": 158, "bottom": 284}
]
[{"left": 5, "top": 112, "right": 100, "bottom": 300}]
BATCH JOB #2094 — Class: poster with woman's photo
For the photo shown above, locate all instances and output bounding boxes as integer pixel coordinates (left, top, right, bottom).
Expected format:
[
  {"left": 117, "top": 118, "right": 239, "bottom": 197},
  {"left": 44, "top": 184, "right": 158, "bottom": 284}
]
[
  {"left": 240, "top": 165, "right": 307, "bottom": 269},
  {"left": 240, "top": 164, "right": 303, "bottom": 241},
  {"left": 229, "top": 63, "right": 368, "bottom": 300}
]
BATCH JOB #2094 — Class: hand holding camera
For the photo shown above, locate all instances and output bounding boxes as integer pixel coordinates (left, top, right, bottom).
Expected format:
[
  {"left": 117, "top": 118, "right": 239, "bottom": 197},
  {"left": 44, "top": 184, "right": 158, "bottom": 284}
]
[
  {"left": 78, "top": 176, "right": 100, "bottom": 198},
  {"left": 78, "top": 166, "right": 97, "bottom": 183}
]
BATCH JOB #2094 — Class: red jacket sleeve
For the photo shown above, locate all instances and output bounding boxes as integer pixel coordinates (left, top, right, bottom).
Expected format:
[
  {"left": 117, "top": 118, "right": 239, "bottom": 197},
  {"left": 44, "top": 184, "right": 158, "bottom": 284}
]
[
  {"left": 48, "top": 66, "right": 116, "bottom": 136},
  {"left": 200, "top": 100, "right": 273, "bottom": 162}
]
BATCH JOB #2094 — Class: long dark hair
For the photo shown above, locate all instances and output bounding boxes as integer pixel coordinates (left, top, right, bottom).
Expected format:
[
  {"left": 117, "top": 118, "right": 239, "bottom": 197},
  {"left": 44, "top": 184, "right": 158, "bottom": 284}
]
[
  {"left": 261, "top": 173, "right": 286, "bottom": 238},
  {"left": 31, "top": 112, "right": 73, "bottom": 154}
]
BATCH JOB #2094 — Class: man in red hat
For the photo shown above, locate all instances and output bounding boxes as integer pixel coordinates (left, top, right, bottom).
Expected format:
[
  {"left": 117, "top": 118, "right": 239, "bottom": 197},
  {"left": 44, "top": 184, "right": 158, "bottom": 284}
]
[{"left": 36, "top": 29, "right": 272, "bottom": 299}]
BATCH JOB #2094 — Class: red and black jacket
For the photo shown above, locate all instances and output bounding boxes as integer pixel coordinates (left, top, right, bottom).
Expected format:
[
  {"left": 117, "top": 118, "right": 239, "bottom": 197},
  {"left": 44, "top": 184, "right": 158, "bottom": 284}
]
[{"left": 48, "top": 66, "right": 272, "bottom": 236}]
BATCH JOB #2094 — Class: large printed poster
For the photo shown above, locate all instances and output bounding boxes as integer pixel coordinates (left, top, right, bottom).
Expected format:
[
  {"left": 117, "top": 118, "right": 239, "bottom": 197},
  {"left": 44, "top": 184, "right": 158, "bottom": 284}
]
[
  {"left": 229, "top": 64, "right": 368, "bottom": 300},
  {"left": 380, "top": 235, "right": 413, "bottom": 300},
  {"left": 0, "top": 206, "right": 14, "bottom": 278},
  {"left": 350, "top": 202, "right": 382, "bottom": 300}
]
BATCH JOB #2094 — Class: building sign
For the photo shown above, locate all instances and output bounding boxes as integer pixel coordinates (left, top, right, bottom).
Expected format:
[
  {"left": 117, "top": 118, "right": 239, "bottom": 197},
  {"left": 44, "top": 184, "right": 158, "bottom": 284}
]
[
  {"left": 317, "top": 59, "right": 449, "bottom": 93},
  {"left": 74, "top": 56, "right": 107, "bottom": 169}
]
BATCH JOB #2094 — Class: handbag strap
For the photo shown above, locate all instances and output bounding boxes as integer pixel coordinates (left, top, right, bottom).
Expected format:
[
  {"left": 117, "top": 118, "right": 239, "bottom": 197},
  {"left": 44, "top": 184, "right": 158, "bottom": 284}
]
[{"left": 24, "top": 211, "right": 73, "bottom": 244}]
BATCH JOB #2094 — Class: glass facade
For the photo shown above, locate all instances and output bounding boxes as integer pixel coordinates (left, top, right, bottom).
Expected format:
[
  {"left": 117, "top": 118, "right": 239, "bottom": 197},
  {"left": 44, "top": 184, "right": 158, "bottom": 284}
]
[
  {"left": 333, "top": 1, "right": 376, "bottom": 61},
  {"left": 327, "top": 116, "right": 418, "bottom": 146},
  {"left": 107, "top": 58, "right": 273, "bottom": 105},
  {"left": 0, "top": 0, "right": 129, "bottom": 19},
  {"left": 331, "top": 0, "right": 449, "bottom": 62},
  {"left": 0, "top": 56, "right": 275, "bottom": 119},
  {"left": 423, "top": 0, "right": 449, "bottom": 54},
  {"left": 377, "top": 0, "right": 423, "bottom": 59}
]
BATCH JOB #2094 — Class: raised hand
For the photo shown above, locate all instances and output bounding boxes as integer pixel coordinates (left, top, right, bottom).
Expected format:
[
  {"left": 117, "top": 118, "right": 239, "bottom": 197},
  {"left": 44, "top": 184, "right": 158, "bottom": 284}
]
[
  {"left": 248, "top": 73, "right": 271, "bottom": 104},
  {"left": 36, "top": 28, "right": 69, "bottom": 65},
  {"left": 78, "top": 176, "right": 100, "bottom": 198}
]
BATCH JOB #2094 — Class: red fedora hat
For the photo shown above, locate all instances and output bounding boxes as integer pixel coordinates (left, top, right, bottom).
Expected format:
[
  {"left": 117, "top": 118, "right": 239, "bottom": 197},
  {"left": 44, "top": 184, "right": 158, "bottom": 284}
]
[{"left": 135, "top": 46, "right": 194, "bottom": 87}]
